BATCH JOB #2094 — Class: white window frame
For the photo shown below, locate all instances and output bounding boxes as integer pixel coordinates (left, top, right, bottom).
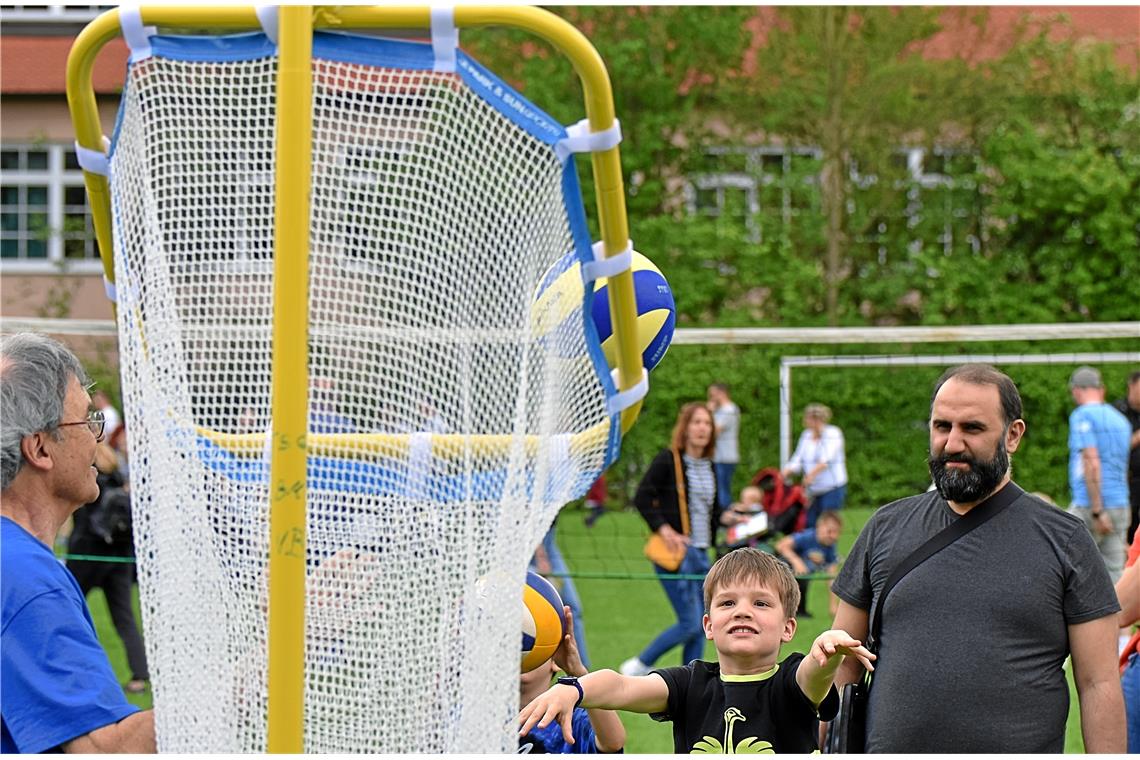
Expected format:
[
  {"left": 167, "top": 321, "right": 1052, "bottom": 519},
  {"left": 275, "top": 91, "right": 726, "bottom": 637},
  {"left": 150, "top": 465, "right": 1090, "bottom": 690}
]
[
  {"left": 0, "top": 4, "right": 108, "bottom": 23},
  {"left": 1, "top": 143, "right": 103, "bottom": 275},
  {"left": 689, "top": 144, "right": 978, "bottom": 256}
]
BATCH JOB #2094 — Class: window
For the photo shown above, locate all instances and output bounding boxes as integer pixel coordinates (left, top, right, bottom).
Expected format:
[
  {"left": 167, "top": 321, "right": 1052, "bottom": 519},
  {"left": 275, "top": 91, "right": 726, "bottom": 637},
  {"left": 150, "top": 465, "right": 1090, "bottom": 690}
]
[
  {"left": 688, "top": 144, "right": 979, "bottom": 254},
  {"left": 0, "top": 144, "right": 100, "bottom": 270},
  {"left": 0, "top": 4, "right": 110, "bottom": 23}
]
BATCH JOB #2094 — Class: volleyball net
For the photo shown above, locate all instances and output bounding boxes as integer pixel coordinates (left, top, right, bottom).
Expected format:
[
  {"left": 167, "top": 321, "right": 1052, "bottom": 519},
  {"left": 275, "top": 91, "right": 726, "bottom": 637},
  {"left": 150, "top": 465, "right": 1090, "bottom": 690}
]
[{"left": 64, "top": 6, "right": 645, "bottom": 753}]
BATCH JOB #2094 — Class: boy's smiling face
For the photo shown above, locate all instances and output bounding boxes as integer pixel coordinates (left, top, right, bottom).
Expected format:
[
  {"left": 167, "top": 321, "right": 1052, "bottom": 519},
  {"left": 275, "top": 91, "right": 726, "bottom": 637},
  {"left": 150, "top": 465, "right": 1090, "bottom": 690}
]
[{"left": 703, "top": 578, "right": 796, "bottom": 672}]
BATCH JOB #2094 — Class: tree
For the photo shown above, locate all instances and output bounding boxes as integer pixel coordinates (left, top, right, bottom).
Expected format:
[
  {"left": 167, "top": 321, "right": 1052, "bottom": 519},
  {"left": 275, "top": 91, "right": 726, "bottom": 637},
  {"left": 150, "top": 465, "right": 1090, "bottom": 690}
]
[{"left": 741, "top": 7, "right": 950, "bottom": 324}]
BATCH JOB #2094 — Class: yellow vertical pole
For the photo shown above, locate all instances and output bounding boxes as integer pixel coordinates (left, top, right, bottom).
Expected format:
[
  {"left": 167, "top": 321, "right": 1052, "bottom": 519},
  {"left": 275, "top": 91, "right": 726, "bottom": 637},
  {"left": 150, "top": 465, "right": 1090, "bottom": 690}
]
[{"left": 267, "top": 5, "right": 312, "bottom": 753}]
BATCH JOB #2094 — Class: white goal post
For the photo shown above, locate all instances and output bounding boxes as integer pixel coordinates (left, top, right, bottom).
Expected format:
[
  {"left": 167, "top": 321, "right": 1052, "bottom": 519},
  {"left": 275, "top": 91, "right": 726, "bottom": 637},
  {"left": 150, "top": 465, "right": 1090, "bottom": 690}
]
[{"left": 9, "top": 318, "right": 1136, "bottom": 471}]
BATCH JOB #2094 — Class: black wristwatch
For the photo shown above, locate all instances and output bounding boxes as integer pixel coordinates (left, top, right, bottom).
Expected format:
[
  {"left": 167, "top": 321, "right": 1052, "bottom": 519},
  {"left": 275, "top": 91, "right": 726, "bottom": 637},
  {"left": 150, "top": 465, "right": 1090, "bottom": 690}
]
[{"left": 556, "top": 676, "right": 584, "bottom": 708}]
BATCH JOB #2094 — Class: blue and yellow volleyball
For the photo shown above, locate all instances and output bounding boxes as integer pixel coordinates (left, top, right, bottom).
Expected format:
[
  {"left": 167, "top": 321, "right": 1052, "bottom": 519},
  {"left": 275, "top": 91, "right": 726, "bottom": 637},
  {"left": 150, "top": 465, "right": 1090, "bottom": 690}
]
[
  {"left": 530, "top": 249, "right": 675, "bottom": 372},
  {"left": 590, "top": 251, "right": 674, "bottom": 372},
  {"left": 521, "top": 571, "right": 567, "bottom": 673}
]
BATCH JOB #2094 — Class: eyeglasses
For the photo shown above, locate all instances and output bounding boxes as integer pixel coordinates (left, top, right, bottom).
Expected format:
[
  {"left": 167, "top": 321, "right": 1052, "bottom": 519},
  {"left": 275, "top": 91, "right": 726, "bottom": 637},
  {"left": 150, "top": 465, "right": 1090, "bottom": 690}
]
[{"left": 57, "top": 410, "right": 106, "bottom": 441}]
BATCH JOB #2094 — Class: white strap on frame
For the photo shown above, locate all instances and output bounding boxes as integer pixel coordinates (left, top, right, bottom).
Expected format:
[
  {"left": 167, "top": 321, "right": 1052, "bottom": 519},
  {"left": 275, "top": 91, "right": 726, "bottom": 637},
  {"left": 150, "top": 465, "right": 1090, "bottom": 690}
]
[
  {"left": 256, "top": 4, "right": 279, "bottom": 46},
  {"left": 607, "top": 367, "right": 649, "bottom": 417},
  {"left": 119, "top": 5, "right": 156, "bottom": 63},
  {"left": 581, "top": 240, "right": 633, "bottom": 283},
  {"left": 555, "top": 118, "right": 622, "bottom": 163},
  {"left": 431, "top": 6, "right": 458, "bottom": 73},
  {"left": 74, "top": 140, "right": 110, "bottom": 177},
  {"left": 103, "top": 277, "right": 118, "bottom": 304}
]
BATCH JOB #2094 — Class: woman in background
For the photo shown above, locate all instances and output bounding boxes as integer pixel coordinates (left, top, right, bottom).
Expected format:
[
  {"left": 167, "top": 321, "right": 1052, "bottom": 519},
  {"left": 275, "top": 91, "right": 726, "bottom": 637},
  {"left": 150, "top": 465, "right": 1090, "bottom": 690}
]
[
  {"left": 620, "top": 402, "right": 738, "bottom": 674},
  {"left": 781, "top": 403, "right": 847, "bottom": 529}
]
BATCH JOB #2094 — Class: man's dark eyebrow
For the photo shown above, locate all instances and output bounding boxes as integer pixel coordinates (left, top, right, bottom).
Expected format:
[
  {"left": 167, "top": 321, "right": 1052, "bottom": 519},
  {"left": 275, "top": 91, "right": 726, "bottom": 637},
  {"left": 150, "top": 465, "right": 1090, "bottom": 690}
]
[{"left": 931, "top": 416, "right": 987, "bottom": 429}]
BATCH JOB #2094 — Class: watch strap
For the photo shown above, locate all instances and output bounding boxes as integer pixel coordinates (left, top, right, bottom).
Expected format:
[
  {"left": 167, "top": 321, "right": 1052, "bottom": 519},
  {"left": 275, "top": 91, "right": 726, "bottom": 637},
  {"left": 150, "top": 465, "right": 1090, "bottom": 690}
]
[{"left": 556, "top": 676, "right": 584, "bottom": 708}]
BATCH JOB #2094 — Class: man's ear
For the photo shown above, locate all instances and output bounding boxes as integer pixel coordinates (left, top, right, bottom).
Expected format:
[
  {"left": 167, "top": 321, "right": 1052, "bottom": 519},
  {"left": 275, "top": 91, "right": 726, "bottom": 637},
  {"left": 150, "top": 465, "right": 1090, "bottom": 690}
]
[
  {"left": 19, "top": 431, "right": 54, "bottom": 473},
  {"left": 782, "top": 615, "right": 797, "bottom": 643},
  {"left": 1006, "top": 419, "right": 1026, "bottom": 455}
]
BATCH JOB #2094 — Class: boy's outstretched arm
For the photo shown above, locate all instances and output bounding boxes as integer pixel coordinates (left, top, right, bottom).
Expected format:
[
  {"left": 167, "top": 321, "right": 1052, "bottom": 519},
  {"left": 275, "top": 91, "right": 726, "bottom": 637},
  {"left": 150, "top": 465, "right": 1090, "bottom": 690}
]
[
  {"left": 795, "top": 629, "right": 876, "bottom": 707},
  {"left": 551, "top": 607, "right": 627, "bottom": 753},
  {"left": 518, "top": 667, "right": 668, "bottom": 747}
]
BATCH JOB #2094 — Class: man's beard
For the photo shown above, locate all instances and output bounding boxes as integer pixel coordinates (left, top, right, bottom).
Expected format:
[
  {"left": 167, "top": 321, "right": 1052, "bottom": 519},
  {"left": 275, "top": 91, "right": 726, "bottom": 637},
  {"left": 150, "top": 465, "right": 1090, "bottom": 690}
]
[{"left": 929, "top": 438, "right": 1009, "bottom": 504}]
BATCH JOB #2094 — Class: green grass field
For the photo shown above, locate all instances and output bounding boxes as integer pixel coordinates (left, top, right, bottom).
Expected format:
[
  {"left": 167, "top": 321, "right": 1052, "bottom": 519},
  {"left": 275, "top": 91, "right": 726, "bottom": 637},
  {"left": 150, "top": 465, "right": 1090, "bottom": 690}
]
[{"left": 86, "top": 504, "right": 1086, "bottom": 752}]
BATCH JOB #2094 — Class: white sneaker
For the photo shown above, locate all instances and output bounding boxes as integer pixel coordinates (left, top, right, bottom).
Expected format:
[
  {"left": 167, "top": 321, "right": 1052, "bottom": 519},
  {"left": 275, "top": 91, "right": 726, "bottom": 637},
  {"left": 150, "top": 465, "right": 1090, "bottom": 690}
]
[{"left": 620, "top": 657, "right": 651, "bottom": 677}]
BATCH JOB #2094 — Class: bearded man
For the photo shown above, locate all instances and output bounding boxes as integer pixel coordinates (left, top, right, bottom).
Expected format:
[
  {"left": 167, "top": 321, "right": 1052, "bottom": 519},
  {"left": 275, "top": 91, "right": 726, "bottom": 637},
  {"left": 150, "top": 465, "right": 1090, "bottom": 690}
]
[{"left": 827, "top": 363, "right": 1125, "bottom": 752}]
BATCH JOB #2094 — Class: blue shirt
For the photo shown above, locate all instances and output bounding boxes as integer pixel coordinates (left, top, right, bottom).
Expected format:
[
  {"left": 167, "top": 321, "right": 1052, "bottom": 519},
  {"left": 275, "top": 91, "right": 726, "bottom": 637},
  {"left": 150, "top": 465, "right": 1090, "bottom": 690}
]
[
  {"left": 519, "top": 706, "right": 605, "bottom": 754},
  {"left": 1, "top": 517, "right": 138, "bottom": 753},
  {"left": 1068, "top": 403, "right": 1131, "bottom": 508},
  {"left": 790, "top": 529, "right": 838, "bottom": 572}
]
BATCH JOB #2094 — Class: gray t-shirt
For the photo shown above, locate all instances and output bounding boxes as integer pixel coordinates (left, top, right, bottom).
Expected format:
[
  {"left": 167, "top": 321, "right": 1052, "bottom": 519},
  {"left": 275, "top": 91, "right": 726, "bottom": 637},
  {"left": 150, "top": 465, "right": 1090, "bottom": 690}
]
[{"left": 831, "top": 486, "right": 1119, "bottom": 753}]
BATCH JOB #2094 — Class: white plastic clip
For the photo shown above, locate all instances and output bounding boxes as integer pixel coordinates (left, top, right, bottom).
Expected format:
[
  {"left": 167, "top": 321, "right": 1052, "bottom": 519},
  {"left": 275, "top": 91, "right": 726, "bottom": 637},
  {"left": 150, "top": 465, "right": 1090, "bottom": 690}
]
[
  {"left": 255, "top": 5, "right": 279, "bottom": 46},
  {"left": 119, "top": 5, "right": 157, "bottom": 63},
  {"left": 606, "top": 367, "right": 649, "bottom": 417},
  {"left": 555, "top": 118, "right": 622, "bottom": 163},
  {"left": 581, "top": 240, "right": 633, "bottom": 283},
  {"left": 430, "top": 6, "right": 458, "bottom": 73},
  {"left": 74, "top": 140, "right": 110, "bottom": 177},
  {"left": 103, "top": 276, "right": 118, "bottom": 304}
]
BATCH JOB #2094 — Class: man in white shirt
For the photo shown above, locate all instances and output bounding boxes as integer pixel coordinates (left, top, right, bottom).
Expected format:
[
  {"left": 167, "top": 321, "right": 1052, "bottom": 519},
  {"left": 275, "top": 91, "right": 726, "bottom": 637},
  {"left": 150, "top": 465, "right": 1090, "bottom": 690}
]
[{"left": 707, "top": 383, "right": 740, "bottom": 510}]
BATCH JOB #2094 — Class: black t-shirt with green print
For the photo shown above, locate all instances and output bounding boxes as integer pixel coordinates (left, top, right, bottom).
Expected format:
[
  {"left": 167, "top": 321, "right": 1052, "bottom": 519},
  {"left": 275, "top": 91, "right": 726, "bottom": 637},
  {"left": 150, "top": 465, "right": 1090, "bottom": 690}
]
[{"left": 649, "top": 653, "right": 838, "bottom": 754}]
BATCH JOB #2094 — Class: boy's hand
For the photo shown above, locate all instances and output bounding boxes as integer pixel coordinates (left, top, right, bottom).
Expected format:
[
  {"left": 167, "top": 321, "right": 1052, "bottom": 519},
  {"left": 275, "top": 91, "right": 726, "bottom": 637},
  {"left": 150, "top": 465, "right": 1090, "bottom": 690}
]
[
  {"left": 518, "top": 681, "right": 581, "bottom": 746},
  {"left": 810, "top": 629, "right": 876, "bottom": 672},
  {"left": 552, "top": 606, "right": 587, "bottom": 677}
]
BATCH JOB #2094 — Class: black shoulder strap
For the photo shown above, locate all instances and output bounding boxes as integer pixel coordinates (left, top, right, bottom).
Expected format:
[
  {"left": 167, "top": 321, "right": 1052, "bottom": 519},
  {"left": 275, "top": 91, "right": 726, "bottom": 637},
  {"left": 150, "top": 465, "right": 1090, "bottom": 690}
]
[{"left": 868, "top": 481, "right": 1023, "bottom": 651}]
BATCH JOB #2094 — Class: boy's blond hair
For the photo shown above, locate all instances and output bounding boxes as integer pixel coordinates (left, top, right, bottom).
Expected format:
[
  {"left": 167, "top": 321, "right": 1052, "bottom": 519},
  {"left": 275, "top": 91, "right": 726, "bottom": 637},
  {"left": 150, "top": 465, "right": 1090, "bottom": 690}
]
[
  {"left": 816, "top": 510, "right": 842, "bottom": 528},
  {"left": 703, "top": 547, "right": 800, "bottom": 617}
]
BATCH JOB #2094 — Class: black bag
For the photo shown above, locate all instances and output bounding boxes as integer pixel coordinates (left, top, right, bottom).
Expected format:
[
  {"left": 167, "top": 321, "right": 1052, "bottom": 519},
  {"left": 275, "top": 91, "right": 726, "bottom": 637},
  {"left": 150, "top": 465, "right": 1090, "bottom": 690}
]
[
  {"left": 822, "top": 482, "right": 1022, "bottom": 753},
  {"left": 826, "top": 680, "right": 868, "bottom": 754}
]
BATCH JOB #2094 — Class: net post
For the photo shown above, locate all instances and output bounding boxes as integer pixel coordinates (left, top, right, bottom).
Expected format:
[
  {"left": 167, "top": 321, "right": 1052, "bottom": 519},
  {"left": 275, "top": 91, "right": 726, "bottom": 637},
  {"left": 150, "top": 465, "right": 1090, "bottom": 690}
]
[
  {"left": 779, "top": 359, "right": 792, "bottom": 468},
  {"left": 267, "top": 5, "right": 313, "bottom": 753},
  {"left": 65, "top": 9, "right": 121, "bottom": 309}
]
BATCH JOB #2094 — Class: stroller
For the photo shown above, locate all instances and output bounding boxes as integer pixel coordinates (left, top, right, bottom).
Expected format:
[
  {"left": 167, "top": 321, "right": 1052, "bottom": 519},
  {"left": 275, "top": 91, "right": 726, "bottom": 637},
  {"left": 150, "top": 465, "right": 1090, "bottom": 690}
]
[
  {"left": 720, "top": 466, "right": 809, "bottom": 555},
  {"left": 751, "top": 467, "right": 808, "bottom": 536}
]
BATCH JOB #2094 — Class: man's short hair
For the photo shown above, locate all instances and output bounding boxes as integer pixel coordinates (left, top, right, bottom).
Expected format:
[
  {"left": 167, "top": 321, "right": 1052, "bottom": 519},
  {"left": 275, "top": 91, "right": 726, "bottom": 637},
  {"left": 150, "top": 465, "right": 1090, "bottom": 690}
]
[
  {"left": 703, "top": 547, "right": 800, "bottom": 617},
  {"left": 1068, "top": 365, "right": 1103, "bottom": 389},
  {"left": 709, "top": 382, "right": 729, "bottom": 394},
  {"left": 1128, "top": 370, "right": 1140, "bottom": 386},
  {"left": 0, "top": 333, "right": 89, "bottom": 491},
  {"left": 931, "top": 363, "right": 1022, "bottom": 427}
]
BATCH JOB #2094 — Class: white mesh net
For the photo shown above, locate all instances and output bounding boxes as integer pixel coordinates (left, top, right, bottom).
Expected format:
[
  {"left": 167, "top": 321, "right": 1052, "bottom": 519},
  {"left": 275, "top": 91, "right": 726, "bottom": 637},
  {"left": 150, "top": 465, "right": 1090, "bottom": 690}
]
[{"left": 110, "top": 34, "right": 614, "bottom": 753}]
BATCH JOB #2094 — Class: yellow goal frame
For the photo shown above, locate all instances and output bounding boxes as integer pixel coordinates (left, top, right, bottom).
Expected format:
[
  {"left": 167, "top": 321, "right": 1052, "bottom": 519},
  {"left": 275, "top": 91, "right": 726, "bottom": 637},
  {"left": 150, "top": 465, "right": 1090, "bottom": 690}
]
[{"left": 66, "top": 6, "right": 640, "bottom": 752}]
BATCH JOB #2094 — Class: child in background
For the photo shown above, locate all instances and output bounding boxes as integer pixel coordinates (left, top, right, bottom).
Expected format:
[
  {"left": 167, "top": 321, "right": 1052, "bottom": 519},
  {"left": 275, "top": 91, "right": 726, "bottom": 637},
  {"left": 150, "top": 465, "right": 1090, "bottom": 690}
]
[
  {"left": 584, "top": 475, "right": 608, "bottom": 528},
  {"left": 775, "top": 511, "right": 842, "bottom": 618},
  {"left": 518, "top": 606, "right": 625, "bottom": 754},
  {"left": 518, "top": 548, "right": 874, "bottom": 754},
  {"left": 730, "top": 485, "right": 764, "bottom": 517}
]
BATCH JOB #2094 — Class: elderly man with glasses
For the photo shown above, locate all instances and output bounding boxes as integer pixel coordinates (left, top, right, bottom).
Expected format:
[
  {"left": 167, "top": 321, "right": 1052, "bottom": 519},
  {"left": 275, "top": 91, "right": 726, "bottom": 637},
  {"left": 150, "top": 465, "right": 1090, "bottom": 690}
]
[{"left": 1, "top": 332, "right": 156, "bottom": 753}]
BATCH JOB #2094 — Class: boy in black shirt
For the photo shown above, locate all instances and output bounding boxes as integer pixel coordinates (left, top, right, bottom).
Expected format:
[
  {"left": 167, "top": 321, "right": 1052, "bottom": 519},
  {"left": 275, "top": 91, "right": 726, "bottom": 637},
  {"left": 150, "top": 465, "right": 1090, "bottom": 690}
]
[{"left": 518, "top": 548, "right": 874, "bottom": 753}]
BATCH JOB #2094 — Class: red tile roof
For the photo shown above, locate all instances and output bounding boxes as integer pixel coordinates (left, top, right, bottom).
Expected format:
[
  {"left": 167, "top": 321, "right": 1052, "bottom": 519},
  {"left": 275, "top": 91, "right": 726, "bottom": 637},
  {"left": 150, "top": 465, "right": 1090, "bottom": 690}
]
[
  {"left": 922, "top": 6, "right": 1139, "bottom": 69},
  {"left": 1, "top": 7, "right": 1135, "bottom": 96},
  {"left": 2, "top": 36, "right": 130, "bottom": 95}
]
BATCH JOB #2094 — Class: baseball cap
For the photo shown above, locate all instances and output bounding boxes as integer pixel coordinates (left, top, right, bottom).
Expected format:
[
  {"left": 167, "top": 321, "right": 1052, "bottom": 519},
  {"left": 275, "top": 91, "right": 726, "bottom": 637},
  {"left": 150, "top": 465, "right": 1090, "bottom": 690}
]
[{"left": 1069, "top": 366, "right": 1103, "bottom": 388}]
